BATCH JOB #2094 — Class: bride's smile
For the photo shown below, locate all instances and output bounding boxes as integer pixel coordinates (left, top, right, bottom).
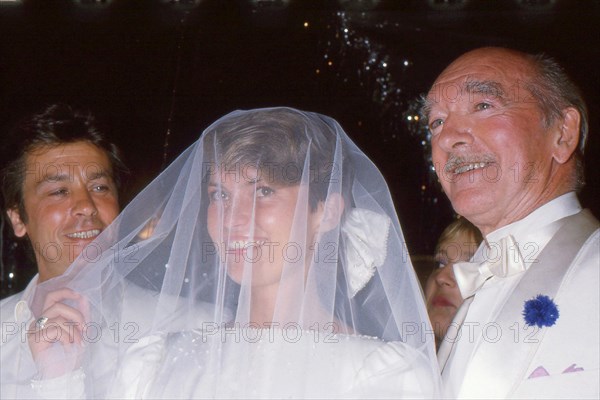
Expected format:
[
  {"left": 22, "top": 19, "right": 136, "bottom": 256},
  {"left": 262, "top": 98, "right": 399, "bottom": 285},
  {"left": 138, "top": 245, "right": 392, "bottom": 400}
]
[{"left": 207, "top": 166, "right": 323, "bottom": 287}]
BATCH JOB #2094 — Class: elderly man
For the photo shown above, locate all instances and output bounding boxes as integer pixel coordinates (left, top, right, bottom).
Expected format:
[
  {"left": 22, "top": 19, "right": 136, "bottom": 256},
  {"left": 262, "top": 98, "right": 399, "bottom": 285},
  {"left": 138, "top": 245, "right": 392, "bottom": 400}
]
[{"left": 424, "top": 47, "right": 599, "bottom": 398}]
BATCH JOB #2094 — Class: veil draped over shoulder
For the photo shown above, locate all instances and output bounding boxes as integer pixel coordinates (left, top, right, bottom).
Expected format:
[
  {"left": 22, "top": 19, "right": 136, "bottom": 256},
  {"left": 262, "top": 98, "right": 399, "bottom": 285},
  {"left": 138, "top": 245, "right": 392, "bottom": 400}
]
[{"left": 11, "top": 108, "right": 441, "bottom": 399}]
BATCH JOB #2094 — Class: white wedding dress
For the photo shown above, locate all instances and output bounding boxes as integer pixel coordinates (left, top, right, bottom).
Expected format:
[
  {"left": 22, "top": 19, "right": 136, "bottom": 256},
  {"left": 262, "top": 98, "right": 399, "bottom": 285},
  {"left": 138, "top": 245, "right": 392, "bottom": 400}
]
[{"left": 110, "top": 328, "right": 435, "bottom": 399}]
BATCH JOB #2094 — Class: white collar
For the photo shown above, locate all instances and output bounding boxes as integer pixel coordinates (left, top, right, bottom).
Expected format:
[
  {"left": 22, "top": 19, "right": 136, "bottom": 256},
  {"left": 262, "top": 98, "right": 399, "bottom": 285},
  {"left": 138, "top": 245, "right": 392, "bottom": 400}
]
[
  {"left": 487, "top": 192, "right": 581, "bottom": 244},
  {"left": 474, "top": 193, "right": 581, "bottom": 267}
]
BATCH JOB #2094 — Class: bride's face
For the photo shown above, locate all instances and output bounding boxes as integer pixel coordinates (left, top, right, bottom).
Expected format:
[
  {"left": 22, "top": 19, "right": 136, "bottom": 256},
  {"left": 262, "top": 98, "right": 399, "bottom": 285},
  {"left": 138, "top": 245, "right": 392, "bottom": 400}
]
[{"left": 207, "top": 166, "right": 322, "bottom": 287}]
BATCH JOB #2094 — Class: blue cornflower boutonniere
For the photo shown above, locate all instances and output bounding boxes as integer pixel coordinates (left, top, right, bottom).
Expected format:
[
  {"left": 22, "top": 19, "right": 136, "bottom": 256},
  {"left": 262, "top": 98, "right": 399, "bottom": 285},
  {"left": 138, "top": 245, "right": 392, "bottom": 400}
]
[{"left": 523, "top": 294, "right": 559, "bottom": 327}]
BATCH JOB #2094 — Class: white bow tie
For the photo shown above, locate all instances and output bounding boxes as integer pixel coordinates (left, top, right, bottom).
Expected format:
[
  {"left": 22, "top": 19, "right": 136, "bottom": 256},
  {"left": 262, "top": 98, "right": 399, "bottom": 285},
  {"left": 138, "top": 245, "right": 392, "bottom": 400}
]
[{"left": 453, "top": 235, "right": 527, "bottom": 299}]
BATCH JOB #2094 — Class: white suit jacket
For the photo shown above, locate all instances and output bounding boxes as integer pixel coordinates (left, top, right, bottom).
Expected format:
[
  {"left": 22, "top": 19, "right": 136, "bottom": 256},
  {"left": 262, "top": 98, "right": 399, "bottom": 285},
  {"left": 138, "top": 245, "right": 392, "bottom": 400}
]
[
  {"left": 1, "top": 276, "right": 41, "bottom": 399},
  {"left": 440, "top": 203, "right": 599, "bottom": 399}
]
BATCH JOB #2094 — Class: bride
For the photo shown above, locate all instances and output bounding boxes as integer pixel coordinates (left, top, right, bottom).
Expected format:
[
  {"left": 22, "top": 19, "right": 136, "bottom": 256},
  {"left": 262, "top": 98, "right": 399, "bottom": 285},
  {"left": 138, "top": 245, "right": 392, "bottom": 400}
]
[{"left": 24, "top": 108, "right": 440, "bottom": 398}]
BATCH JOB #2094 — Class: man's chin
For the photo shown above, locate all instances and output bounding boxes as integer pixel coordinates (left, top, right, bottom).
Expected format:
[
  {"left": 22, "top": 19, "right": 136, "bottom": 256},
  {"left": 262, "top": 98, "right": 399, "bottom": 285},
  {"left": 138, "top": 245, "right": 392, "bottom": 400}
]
[
  {"left": 38, "top": 263, "right": 71, "bottom": 282},
  {"left": 449, "top": 191, "right": 495, "bottom": 221}
]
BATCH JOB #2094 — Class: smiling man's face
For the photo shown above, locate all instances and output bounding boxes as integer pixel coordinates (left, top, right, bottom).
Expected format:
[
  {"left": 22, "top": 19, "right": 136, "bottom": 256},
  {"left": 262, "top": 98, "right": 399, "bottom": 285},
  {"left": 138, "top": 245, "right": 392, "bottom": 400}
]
[
  {"left": 426, "top": 48, "right": 561, "bottom": 234},
  {"left": 7, "top": 141, "right": 119, "bottom": 282}
]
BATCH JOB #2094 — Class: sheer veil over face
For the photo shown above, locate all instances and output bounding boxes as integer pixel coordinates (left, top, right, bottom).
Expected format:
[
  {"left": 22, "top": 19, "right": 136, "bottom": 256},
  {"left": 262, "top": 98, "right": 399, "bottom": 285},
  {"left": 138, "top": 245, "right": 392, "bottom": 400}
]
[{"left": 17, "top": 108, "right": 440, "bottom": 398}]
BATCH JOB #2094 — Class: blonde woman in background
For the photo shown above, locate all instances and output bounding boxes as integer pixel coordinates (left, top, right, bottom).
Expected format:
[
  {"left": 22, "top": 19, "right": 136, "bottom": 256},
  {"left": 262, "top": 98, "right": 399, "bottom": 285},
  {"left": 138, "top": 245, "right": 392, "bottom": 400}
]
[{"left": 425, "top": 218, "right": 483, "bottom": 349}]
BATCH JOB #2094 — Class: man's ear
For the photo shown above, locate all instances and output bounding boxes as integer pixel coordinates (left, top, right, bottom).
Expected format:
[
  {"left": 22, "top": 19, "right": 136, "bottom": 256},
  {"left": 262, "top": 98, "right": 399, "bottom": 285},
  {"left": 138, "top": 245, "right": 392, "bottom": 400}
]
[
  {"left": 551, "top": 107, "right": 580, "bottom": 164},
  {"left": 7, "top": 208, "right": 27, "bottom": 238},
  {"left": 317, "top": 193, "right": 345, "bottom": 232}
]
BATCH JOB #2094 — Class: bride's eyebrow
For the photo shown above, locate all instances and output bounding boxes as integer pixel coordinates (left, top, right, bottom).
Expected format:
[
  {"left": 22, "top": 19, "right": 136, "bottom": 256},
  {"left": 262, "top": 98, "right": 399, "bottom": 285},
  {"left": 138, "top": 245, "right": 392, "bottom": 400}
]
[{"left": 246, "top": 177, "right": 261, "bottom": 185}]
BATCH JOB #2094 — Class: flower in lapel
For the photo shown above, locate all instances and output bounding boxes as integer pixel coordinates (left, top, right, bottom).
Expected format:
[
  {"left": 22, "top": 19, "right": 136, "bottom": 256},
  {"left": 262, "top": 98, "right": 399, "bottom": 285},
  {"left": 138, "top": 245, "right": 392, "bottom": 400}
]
[{"left": 523, "top": 294, "right": 559, "bottom": 327}]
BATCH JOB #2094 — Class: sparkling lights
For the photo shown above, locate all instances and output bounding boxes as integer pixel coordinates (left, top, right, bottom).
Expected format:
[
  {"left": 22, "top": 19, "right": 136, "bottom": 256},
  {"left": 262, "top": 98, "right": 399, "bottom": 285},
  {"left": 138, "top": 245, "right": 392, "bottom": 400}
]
[
  {"left": 320, "top": 9, "right": 444, "bottom": 247},
  {"left": 321, "top": 10, "right": 433, "bottom": 158}
]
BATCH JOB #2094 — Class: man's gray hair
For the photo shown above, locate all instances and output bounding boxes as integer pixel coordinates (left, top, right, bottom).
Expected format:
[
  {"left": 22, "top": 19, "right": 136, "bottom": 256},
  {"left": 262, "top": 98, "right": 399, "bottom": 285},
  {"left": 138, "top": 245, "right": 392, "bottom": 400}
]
[{"left": 526, "top": 53, "right": 588, "bottom": 191}]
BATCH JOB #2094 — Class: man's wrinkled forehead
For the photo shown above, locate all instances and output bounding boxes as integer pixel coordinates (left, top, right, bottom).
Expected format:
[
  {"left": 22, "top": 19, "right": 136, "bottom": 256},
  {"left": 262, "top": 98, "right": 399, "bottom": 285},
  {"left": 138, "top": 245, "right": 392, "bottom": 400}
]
[
  {"left": 423, "top": 55, "right": 536, "bottom": 116},
  {"left": 421, "top": 74, "right": 538, "bottom": 118},
  {"left": 425, "top": 78, "right": 507, "bottom": 106}
]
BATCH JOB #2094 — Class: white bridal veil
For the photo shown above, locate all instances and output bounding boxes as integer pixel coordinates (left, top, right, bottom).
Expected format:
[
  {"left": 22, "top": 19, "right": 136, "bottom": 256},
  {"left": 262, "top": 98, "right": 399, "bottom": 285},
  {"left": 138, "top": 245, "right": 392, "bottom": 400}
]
[{"left": 8, "top": 108, "right": 441, "bottom": 398}]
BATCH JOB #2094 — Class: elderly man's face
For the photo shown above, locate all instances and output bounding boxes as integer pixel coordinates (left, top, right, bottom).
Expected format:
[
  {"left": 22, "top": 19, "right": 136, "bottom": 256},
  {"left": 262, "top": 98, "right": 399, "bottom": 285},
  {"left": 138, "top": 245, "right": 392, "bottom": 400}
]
[
  {"left": 426, "top": 49, "right": 563, "bottom": 234},
  {"left": 7, "top": 141, "right": 120, "bottom": 282}
]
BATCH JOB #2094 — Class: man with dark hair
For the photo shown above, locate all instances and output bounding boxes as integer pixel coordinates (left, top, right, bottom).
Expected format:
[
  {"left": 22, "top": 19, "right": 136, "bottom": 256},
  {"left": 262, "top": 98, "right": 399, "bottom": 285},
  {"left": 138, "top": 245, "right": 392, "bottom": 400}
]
[
  {"left": 1, "top": 105, "right": 213, "bottom": 399},
  {"left": 0, "top": 104, "right": 125, "bottom": 397},
  {"left": 1, "top": 104, "right": 126, "bottom": 283},
  {"left": 423, "top": 47, "right": 598, "bottom": 398}
]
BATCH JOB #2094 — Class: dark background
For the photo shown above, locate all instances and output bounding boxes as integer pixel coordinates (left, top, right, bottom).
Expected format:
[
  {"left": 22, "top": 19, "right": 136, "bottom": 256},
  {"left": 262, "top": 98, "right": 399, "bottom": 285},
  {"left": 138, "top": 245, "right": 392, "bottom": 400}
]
[{"left": 2, "top": 0, "right": 599, "bottom": 298}]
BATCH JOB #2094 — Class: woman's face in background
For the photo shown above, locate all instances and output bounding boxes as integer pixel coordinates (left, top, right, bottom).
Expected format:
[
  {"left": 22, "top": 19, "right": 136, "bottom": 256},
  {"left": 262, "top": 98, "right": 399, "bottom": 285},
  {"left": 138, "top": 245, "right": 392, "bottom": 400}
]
[{"left": 425, "top": 230, "right": 477, "bottom": 343}]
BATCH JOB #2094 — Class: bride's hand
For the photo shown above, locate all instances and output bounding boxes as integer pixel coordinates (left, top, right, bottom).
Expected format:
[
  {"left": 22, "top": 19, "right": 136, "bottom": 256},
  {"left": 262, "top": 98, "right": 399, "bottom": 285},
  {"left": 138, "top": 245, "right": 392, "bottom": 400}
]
[{"left": 28, "top": 288, "right": 89, "bottom": 379}]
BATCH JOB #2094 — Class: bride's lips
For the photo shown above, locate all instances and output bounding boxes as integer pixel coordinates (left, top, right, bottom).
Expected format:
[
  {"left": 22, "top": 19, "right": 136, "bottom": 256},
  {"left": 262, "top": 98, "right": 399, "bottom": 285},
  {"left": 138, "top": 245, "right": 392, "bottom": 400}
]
[
  {"left": 225, "top": 239, "right": 266, "bottom": 250},
  {"left": 223, "top": 238, "right": 268, "bottom": 260},
  {"left": 431, "top": 296, "right": 456, "bottom": 308}
]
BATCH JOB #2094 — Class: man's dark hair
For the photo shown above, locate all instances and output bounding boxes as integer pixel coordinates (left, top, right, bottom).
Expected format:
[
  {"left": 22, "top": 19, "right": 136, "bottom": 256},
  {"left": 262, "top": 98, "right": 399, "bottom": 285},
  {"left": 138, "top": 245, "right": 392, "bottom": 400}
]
[{"left": 1, "top": 104, "right": 127, "bottom": 223}]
